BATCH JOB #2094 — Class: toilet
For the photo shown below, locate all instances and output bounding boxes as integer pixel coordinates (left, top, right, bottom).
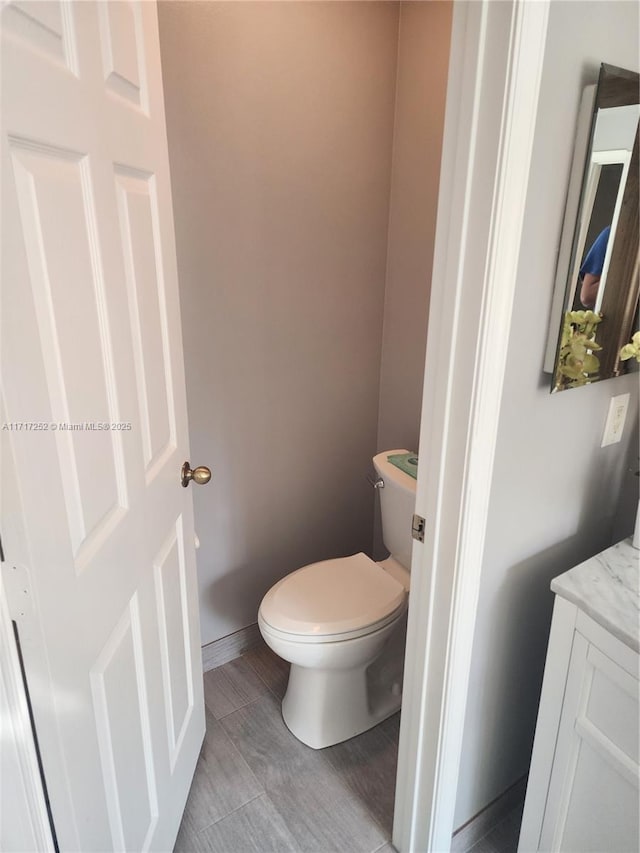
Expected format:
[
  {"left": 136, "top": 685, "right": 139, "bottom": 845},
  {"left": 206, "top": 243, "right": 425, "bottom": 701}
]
[{"left": 258, "top": 449, "right": 417, "bottom": 749}]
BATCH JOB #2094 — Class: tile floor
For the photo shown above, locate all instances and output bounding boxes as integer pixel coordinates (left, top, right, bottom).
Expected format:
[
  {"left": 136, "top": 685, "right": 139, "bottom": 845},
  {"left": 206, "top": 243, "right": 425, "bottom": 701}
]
[
  {"left": 465, "top": 806, "right": 523, "bottom": 853},
  {"left": 175, "top": 640, "right": 522, "bottom": 853}
]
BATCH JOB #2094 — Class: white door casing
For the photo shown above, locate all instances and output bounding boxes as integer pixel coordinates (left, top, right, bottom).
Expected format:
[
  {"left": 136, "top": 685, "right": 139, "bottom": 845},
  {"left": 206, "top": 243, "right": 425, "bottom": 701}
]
[
  {"left": 392, "top": 1, "right": 550, "bottom": 850},
  {"left": 1, "top": 2, "right": 205, "bottom": 850}
]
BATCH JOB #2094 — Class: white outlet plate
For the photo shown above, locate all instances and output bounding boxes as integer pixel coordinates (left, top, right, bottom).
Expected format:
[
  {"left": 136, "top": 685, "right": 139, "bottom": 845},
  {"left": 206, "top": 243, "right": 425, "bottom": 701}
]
[{"left": 601, "top": 393, "right": 630, "bottom": 447}]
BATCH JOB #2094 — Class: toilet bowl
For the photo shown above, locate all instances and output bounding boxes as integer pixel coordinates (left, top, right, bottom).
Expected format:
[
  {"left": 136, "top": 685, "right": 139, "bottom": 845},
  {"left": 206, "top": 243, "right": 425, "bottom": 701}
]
[{"left": 258, "top": 450, "right": 417, "bottom": 749}]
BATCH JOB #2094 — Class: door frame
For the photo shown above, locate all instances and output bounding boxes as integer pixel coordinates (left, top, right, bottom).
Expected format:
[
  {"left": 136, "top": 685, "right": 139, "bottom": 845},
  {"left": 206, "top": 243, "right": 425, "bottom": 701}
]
[{"left": 393, "top": 1, "right": 549, "bottom": 850}]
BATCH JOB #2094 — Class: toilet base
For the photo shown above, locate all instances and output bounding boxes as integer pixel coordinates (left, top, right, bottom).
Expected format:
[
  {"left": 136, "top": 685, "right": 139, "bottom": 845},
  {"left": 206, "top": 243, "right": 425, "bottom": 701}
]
[
  {"left": 282, "top": 665, "right": 401, "bottom": 749},
  {"left": 279, "top": 615, "right": 407, "bottom": 749}
]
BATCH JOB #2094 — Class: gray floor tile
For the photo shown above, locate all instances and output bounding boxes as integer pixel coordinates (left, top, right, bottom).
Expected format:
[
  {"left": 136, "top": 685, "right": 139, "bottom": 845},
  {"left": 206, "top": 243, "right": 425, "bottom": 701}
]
[
  {"left": 267, "top": 769, "right": 387, "bottom": 853},
  {"left": 379, "top": 711, "right": 401, "bottom": 743},
  {"left": 203, "top": 656, "right": 270, "bottom": 719},
  {"left": 220, "top": 693, "right": 387, "bottom": 852},
  {"left": 180, "top": 656, "right": 521, "bottom": 853},
  {"left": 194, "top": 795, "right": 299, "bottom": 853},
  {"left": 178, "top": 711, "right": 263, "bottom": 837},
  {"left": 219, "top": 692, "right": 327, "bottom": 788},
  {"left": 173, "top": 819, "right": 200, "bottom": 853},
  {"left": 324, "top": 723, "right": 398, "bottom": 836},
  {"left": 466, "top": 806, "right": 523, "bottom": 853},
  {"left": 243, "top": 640, "right": 290, "bottom": 699}
]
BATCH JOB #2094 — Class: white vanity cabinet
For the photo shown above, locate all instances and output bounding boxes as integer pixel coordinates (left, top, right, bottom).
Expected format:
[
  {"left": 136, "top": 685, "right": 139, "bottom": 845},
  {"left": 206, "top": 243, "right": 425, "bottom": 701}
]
[{"left": 519, "top": 540, "right": 639, "bottom": 853}]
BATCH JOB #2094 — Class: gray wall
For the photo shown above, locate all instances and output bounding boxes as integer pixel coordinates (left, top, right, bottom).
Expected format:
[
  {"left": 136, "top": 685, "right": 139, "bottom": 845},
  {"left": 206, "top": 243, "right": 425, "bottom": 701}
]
[
  {"left": 158, "top": 1, "right": 400, "bottom": 645},
  {"left": 377, "top": 0, "right": 452, "bottom": 455},
  {"left": 373, "top": 0, "right": 452, "bottom": 560},
  {"left": 454, "top": 0, "right": 640, "bottom": 827}
]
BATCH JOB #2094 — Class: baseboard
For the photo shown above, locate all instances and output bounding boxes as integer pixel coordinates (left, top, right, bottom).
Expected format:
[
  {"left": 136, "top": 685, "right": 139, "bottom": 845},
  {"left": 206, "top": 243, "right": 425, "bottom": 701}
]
[
  {"left": 451, "top": 775, "right": 527, "bottom": 853},
  {"left": 201, "top": 623, "right": 262, "bottom": 673}
]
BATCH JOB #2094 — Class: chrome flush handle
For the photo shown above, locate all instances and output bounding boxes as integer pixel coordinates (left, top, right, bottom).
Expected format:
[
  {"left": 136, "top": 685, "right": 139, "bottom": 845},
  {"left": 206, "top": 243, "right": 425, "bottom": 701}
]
[{"left": 366, "top": 473, "right": 384, "bottom": 489}]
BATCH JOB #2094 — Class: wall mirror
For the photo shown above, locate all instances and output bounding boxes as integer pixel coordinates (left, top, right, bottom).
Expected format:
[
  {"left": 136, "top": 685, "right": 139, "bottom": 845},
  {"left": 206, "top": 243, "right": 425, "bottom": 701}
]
[{"left": 544, "top": 64, "right": 639, "bottom": 393}]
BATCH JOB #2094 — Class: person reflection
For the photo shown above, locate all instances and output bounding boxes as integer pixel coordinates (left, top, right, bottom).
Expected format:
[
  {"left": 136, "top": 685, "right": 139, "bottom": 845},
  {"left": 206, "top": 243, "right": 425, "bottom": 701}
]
[{"left": 579, "top": 225, "right": 610, "bottom": 309}]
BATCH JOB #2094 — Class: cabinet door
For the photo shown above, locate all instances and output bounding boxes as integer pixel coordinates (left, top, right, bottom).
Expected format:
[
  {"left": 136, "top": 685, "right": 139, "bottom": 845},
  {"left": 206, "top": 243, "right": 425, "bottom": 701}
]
[{"left": 540, "top": 632, "right": 639, "bottom": 852}]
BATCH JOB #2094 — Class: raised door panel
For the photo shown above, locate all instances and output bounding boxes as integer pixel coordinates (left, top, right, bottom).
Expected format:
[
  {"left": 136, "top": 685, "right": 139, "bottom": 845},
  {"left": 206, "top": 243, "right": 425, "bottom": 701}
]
[
  {"left": 2, "top": 1, "right": 77, "bottom": 72},
  {"left": 115, "top": 167, "right": 176, "bottom": 482},
  {"left": 90, "top": 597, "right": 158, "bottom": 851},
  {"left": 153, "top": 517, "right": 194, "bottom": 770},
  {"left": 9, "top": 141, "right": 128, "bottom": 571},
  {"left": 98, "top": 1, "right": 147, "bottom": 111}
]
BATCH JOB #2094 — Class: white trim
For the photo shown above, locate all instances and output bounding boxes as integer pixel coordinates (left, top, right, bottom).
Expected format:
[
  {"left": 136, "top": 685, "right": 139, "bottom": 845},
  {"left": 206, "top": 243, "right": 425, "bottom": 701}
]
[
  {"left": 393, "top": 2, "right": 550, "bottom": 851},
  {"left": 201, "top": 623, "right": 262, "bottom": 673},
  {"left": 517, "top": 597, "right": 577, "bottom": 852},
  {"left": 0, "top": 584, "right": 55, "bottom": 853}
]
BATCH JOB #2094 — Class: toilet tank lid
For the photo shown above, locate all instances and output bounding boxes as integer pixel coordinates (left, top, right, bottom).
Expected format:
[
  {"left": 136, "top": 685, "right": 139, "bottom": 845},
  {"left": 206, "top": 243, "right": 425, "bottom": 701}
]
[
  {"left": 259, "top": 553, "right": 406, "bottom": 637},
  {"left": 373, "top": 450, "right": 418, "bottom": 494}
]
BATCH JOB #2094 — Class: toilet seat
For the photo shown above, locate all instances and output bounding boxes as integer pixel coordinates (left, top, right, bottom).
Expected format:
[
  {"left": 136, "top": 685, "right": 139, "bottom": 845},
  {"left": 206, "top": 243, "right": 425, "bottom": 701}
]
[
  {"left": 259, "top": 605, "right": 406, "bottom": 645},
  {"left": 259, "top": 552, "right": 406, "bottom": 642}
]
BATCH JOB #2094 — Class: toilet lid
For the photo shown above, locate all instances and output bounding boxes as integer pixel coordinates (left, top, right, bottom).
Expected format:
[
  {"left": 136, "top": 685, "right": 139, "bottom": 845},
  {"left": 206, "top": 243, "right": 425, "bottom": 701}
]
[{"left": 259, "top": 552, "right": 406, "bottom": 637}]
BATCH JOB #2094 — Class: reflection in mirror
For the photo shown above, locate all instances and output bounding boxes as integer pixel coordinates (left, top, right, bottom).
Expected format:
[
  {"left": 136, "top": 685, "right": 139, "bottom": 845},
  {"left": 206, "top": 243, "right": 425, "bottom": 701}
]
[{"left": 545, "top": 64, "right": 640, "bottom": 393}]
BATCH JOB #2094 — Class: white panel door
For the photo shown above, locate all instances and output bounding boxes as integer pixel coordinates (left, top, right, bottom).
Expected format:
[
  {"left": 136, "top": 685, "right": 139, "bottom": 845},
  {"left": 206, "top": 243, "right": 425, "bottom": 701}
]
[{"left": 0, "top": 2, "right": 206, "bottom": 850}]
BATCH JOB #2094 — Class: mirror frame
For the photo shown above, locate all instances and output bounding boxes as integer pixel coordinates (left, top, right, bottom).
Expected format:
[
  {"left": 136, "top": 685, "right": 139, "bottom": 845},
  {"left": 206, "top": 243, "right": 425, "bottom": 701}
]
[{"left": 545, "top": 64, "right": 639, "bottom": 392}]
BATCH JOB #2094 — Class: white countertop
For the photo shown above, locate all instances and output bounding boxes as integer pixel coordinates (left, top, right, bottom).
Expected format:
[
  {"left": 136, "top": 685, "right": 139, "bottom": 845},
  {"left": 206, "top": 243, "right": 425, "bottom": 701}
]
[{"left": 551, "top": 538, "right": 640, "bottom": 653}]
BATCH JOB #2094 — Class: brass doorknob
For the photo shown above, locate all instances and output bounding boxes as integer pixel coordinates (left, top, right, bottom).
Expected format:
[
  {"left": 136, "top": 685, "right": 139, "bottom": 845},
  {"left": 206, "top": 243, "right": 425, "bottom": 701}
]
[{"left": 181, "top": 461, "right": 212, "bottom": 488}]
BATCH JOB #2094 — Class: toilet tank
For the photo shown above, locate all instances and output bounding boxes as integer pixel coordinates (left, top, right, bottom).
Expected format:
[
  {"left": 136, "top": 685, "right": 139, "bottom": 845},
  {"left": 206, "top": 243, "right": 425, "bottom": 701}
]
[{"left": 372, "top": 450, "right": 417, "bottom": 571}]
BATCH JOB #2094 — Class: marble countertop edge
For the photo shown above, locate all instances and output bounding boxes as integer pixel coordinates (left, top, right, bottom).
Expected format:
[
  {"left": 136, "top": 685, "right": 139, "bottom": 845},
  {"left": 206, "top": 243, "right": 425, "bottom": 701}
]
[{"left": 551, "top": 538, "right": 639, "bottom": 653}]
